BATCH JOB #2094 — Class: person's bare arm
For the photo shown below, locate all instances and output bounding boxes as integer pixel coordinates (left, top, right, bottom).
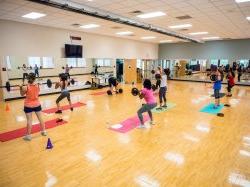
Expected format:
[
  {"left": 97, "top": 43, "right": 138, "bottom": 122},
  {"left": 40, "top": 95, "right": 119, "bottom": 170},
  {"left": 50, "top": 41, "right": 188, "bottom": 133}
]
[{"left": 20, "top": 86, "right": 27, "bottom": 96}]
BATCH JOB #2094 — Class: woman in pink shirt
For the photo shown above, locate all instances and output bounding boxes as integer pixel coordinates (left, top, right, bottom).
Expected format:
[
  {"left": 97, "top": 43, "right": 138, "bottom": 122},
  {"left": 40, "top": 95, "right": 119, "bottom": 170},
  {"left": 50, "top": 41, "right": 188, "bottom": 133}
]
[
  {"left": 20, "top": 73, "right": 47, "bottom": 141},
  {"left": 137, "top": 79, "right": 157, "bottom": 128}
]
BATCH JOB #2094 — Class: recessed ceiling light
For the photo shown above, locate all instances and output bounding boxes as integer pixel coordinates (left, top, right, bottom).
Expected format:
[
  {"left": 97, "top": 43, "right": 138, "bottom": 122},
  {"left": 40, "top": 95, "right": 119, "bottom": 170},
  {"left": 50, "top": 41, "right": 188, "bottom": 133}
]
[
  {"left": 137, "top": 11, "right": 166, "bottom": 19},
  {"left": 169, "top": 24, "right": 192, "bottom": 29},
  {"left": 202, "top": 36, "right": 220, "bottom": 40},
  {"left": 116, "top": 31, "right": 133, "bottom": 35},
  {"left": 141, "top": 36, "right": 156, "bottom": 40},
  {"left": 22, "top": 12, "right": 46, "bottom": 19},
  {"left": 235, "top": 0, "right": 250, "bottom": 3},
  {"left": 189, "top": 32, "right": 208, "bottom": 35},
  {"left": 80, "top": 24, "right": 100, "bottom": 29},
  {"left": 247, "top": 17, "right": 250, "bottom": 20},
  {"left": 159, "top": 40, "right": 173, "bottom": 43}
]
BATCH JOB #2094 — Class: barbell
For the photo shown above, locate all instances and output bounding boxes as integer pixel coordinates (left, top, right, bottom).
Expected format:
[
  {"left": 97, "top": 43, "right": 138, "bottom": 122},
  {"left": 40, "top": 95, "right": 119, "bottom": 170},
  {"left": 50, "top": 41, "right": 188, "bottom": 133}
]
[
  {"left": 107, "top": 88, "right": 123, "bottom": 95},
  {"left": 0, "top": 78, "right": 76, "bottom": 92}
]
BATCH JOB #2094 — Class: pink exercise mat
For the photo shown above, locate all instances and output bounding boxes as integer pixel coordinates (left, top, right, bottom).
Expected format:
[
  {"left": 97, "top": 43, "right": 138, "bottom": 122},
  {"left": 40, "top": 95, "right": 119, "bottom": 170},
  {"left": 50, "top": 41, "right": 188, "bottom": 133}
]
[
  {"left": 90, "top": 91, "right": 107, "bottom": 96},
  {"left": 42, "top": 102, "right": 86, "bottom": 114},
  {"left": 109, "top": 114, "right": 150, "bottom": 133}
]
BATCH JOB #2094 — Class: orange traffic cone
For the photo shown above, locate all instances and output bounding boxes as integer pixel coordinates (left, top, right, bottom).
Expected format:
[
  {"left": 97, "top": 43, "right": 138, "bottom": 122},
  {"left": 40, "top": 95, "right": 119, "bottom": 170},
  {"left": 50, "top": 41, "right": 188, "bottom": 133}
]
[{"left": 5, "top": 103, "right": 10, "bottom": 112}]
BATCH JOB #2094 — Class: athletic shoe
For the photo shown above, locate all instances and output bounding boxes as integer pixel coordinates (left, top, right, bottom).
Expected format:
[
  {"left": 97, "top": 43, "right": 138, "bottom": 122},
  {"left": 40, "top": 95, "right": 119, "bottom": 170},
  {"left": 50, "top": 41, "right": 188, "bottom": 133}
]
[
  {"left": 70, "top": 107, "right": 73, "bottom": 111},
  {"left": 41, "top": 131, "right": 47, "bottom": 136},
  {"left": 137, "top": 124, "right": 146, "bottom": 129},
  {"left": 23, "top": 135, "right": 32, "bottom": 141},
  {"left": 150, "top": 121, "right": 155, "bottom": 125},
  {"left": 55, "top": 110, "right": 62, "bottom": 114},
  {"left": 162, "top": 104, "right": 167, "bottom": 108}
]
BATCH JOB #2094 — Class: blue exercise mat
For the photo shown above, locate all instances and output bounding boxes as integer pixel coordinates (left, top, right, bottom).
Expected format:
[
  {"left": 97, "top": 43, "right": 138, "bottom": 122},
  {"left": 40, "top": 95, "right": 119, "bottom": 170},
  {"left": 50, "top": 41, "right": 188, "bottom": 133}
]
[{"left": 200, "top": 103, "right": 224, "bottom": 114}]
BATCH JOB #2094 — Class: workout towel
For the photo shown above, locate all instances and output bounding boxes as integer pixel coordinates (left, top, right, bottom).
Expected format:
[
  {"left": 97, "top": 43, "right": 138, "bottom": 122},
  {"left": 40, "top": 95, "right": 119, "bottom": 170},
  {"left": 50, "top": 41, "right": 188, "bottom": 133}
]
[
  {"left": 0, "top": 118, "right": 67, "bottom": 142},
  {"left": 90, "top": 91, "right": 107, "bottom": 96},
  {"left": 152, "top": 102, "right": 176, "bottom": 113},
  {"left": 42, "top": 102, "right": 86, "bottom": 114},
  {"left": 200, "top": 103, "right": 224, "bottom": 114},
  {"left": 109, "top": 114, "right": 150, "bottom": 133}
]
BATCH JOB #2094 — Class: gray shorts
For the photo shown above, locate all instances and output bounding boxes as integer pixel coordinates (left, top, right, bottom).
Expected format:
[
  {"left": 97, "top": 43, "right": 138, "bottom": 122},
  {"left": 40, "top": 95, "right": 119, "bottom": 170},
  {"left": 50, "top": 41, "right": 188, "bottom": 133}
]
[{"left": 56, "top": 91, "right": 70, "bottom": 103}]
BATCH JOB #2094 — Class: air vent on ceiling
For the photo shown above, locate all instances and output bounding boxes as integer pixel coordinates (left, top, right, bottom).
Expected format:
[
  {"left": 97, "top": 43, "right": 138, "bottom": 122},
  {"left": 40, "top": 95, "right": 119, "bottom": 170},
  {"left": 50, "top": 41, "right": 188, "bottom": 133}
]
[
  {"left": 71, "top": 23, "right": 80, "bottom": 27},
  {"left": 176, "top": 15, "right": 192, "bottom": 20},
  {"left": 179, "top": 28, "right": 189, "bottom": 31},
  {"left": 111, "top": 26, "right": 123, "bottom": 29},
  {"left": 130, "top": 10, "right": 143, "bottom": 14}
]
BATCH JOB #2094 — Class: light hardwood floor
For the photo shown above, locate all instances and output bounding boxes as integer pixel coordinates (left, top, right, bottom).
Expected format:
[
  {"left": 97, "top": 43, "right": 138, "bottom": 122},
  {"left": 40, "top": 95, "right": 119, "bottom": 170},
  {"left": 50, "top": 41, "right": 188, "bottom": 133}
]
[{"left": 0, "top": 81, "right": 250, "bottom": 187}]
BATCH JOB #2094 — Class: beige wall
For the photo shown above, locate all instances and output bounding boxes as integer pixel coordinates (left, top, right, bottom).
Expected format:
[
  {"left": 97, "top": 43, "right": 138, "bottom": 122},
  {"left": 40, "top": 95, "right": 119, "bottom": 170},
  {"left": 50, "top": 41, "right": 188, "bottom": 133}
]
[
  {"left": 0, "top": 20, "right": 158, "bottom": 59},
  {"left": 0, "top": 19, "right": 158, "bottom": 84}
]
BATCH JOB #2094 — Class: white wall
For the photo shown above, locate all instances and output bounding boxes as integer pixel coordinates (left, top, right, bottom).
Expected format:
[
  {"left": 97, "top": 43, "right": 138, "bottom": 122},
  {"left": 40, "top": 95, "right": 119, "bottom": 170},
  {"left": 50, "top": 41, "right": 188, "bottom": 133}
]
[
  {"left": 0, "top": 20, "right": 158, "bottom": 59},
  {"left": 0, "top": 19, "right": 158, "bottom": 82}
]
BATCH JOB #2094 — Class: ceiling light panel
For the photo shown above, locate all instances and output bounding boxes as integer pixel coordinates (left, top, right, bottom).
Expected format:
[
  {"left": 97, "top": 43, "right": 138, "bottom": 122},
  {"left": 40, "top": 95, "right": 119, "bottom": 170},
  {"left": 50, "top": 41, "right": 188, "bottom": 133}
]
[
  {"left": 137, "top": 11, "right": 166, "bottom": 19},
  {"left": 116, "top": 31, "right": 133, "bottom": 35},
  {"left": 80, "top": 24, "right": 100, "bottom": 29},
  {"left": 22, "top": 12, "right": 46, "bottom": 19},
  {"left": 189, "top": 32, "right": 209, "bottom": 35},
  {"left": 141, "top": 36, "right": 156, "bottom": 40},
  {"left": 169, "top": 24, "right": 192, "bottom": 29}
]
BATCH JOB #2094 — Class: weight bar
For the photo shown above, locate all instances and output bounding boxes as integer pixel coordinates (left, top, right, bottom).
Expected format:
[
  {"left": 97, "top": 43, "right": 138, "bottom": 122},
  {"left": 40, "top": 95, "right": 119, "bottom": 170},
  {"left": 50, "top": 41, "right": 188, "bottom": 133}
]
[
  {"left": 62, "top": 66, "right": 73, "bottom": 69},
  {"left": 0, "top": 78, "right": 76, "bottom": 92}
]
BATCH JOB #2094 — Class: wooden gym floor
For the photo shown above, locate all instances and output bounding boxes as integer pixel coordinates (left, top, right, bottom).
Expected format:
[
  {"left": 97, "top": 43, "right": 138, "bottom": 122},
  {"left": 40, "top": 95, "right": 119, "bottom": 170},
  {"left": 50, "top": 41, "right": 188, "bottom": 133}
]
[{"left": 0, "top": 81, "right": 250, "bottom": 187}]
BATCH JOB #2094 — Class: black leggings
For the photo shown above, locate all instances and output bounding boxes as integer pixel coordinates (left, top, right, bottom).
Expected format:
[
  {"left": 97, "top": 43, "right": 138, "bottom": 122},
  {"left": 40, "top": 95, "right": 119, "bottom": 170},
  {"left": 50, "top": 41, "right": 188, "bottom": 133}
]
[
  {"left": 56, "top": 91, "right": 71, "bottom": 104},
  {"left": 156, "top": 79, "right": 161, "bottom": 88},
  {"left": 227, "top": 83, "right": 233, "bottom": 93},
  {"left": 22, "top": 73, "right": 28, "bottom": 83},
  {"left": 159, "top": 87, "right": 167, "bottom": 104}
]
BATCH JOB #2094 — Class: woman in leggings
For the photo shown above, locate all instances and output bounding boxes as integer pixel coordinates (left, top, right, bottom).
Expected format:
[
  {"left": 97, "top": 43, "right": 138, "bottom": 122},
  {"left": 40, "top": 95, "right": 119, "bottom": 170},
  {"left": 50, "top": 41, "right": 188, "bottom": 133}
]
[
  {"left": 159, "top": 69, "right": 168, "bottom": 107},
  {"left": 55, "top": 74, "right": 73, "bottom": 113}
]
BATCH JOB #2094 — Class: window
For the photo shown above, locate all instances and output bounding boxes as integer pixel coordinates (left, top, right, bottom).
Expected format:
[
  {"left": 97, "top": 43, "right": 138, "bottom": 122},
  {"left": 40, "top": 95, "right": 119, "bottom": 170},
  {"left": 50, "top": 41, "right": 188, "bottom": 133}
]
[
  {"left": 42, "top": 57, "right": 54, "bottom": 68},
  {"left": 5, "top": 56, "right": 12, "bottom": 70},
  {"left": 210, "top": 59, "right": 218, "bottom": 66},
  {"left": 220, "top": 59, "right": 228, "bottom": 66},
  {"left": 96, "top": 59, "right": 112, "bottom": 67},
  {"left": 96, "top": 59, "right": 104, "bottom": 66},
  {"left": 104, "top": 59, "right": 112, "bottom": 66},
  {"left": 67, "top": 58, "right": 86, "bottom": 67},
  {"left": 239, "top": 59, "right": 249, "bottom": 67},
  {"left": 77, "top": 58, "right": 86, "bottom": 67},
  {"left": 28, "top": 57, "right": 41, "bottom": 67},
  {"left": 137, "top": 59, "right": 142, "bottom": 68}
]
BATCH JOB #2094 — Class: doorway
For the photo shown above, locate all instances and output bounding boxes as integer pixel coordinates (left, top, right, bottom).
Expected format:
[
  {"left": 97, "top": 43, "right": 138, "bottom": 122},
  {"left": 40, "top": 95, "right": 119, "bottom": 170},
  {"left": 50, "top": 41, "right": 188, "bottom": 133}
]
[{"left": 116, "top": 59, "right": 124, "bottom": 82}]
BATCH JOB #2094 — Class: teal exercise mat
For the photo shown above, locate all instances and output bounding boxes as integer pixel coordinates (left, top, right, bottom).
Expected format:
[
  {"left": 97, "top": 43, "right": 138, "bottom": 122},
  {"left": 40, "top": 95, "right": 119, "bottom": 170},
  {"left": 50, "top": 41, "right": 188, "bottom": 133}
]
[
  {"left": 200, "top": 103, "right": 224, "bottom": 114},
  {"left": 152, "top": 102, "right": 176, "bottom": 113}
]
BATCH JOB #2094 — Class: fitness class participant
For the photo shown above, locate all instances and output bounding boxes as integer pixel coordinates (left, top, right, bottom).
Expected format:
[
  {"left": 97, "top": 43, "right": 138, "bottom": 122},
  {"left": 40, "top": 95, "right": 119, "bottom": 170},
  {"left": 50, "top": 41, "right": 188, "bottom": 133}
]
[
  {"left": 21, "top": 64, "right": 29, "bottom": 84},
  {"left": 226, "top": 70, "right": 235, "bottom": 97},
  {"left": 159, "top": 69, "right": 168, "bottom": 107},
  {"left": 137, "top": 79, "right": 157, "bottom": 129},
  {"left": 20, "top": 73, "right": 47, "bottom": 141},
  {"left": 34, "top": 64, "right": 39, "bottom": 78},
  {"left": 237, "top": 63, "right": 242, "bottom": 82},
  {"left": 94, "top": 64, "right": 99, "bottom": 75},
  {"left": 212, "top": 68, "right": 222, "bottom": 109},
  {"left": 55, "top": 73, "right": 73, "bottom": 113},
  {"left": 65, "top": 64, "right": 71, "bottom": 80},
  {"left": 108, "top": 76, "right": 119, "bottom": 93},
  {"left": 155, "top": 66, "right": 162, "bottom": 89}
]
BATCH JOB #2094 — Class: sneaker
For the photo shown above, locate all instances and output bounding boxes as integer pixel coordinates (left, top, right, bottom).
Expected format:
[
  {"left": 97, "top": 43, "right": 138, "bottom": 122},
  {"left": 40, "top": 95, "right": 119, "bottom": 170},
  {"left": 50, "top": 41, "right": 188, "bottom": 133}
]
[
  {"left": 55, "top": 110, "right": 62, "bottom": 114},
  {"left": 162, "top": 104, "right": 167, "bottom": 108},
  {"left": 70, "top": 107, "right": 73, "bottom": 111},
  {"left": 23, "top": 135, "right": 32, "bottom": 141},
  {"left": 137, "top": 124, "right": 146, "bottom": 129},
  {"left": 150, "top": 121, "right": 155, "bottom": 125},
  {"left": 41, "top": 131, "right": 47, "bottom": 136}
]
